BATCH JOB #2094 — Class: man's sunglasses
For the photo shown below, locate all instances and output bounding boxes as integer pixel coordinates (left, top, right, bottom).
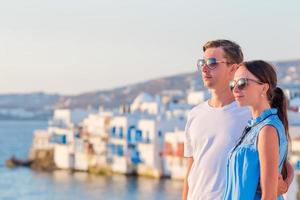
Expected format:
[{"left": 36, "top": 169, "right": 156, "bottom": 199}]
[
  {"left": 229, "top": 78, "right": 264, "bottom": 91},
  {"left": 197, "top": 58, "right": 230, "bottom": 70}
]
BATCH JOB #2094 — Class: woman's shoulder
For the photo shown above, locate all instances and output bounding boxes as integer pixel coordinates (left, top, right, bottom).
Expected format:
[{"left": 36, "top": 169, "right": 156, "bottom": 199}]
[
  {"left": 261, "top": 115, "right": 285, "bottom": 133},
  {"left": 258, "top": 116, "right": 287, "bottom": 145}
]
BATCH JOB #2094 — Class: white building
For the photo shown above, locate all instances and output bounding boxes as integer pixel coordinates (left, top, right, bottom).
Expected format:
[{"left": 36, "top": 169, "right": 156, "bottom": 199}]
[
  {"left": 73, "top": 134, "right": 109, "bottom": 171},
  {"left": 53, "top": 143, "right": 74, "bottom": 170},
  {"left": 31, "top": 129, "right": 53, "bottom": 150},
  {"left": 163, "top": 130, "right": 187, "bottom": 179},
  {"left": 160, "top": 89, "right": 186, "bottom": 104},
  {"left": 187, "top": 90, "right": 210, "bottom": 105},
  {"left": 50, "top": 108, "right": 96, "bottom": 128},
  {"left": 49, "top": 109, "right": 73, "bottom": 129},
  {"left": 29, "top": 129, "right": 54, "bottom": 161},
  {"left": 135, "top": 115, "right": 185, "bottom": 178},
  {"left": 284, "top": 87, "right": 300, "bottom": 100},
  {"left": 130, "top": 93, "right": 161, "bottom": 115},
  {"left": 51, "top": 127, "right": 75, "bottom": 170},
  {"left": 108, "top": 114, "right": 139, "bottom": 174},
  {"left": 70, "top": 108, "right": 96, "bottom": 125},
  {"left": 81, "top": 113, "right": 111, "bottom": 137},
  {"left": 73, "top": 138, "right": 101, "bottom": 171},
  {"left": 136, "top": 118, "right": 163, "bottom": 178},
  {"left": 289, "top": 98, "right": 300, "bottom": 112}
]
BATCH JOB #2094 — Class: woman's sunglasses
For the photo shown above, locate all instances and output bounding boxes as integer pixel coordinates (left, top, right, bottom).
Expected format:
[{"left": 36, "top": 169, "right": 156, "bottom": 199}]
[
  {"left": 229, "top": 78, "right": 264, "bottom": 91},
  {"left": 197, "top": 58, "right": 230, "bottom": 70}
]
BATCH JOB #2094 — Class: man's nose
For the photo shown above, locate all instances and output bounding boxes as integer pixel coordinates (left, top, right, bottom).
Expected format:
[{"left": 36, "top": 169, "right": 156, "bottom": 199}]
[{"left": 201, "top": 64, "right": 209, "bottom": 73}]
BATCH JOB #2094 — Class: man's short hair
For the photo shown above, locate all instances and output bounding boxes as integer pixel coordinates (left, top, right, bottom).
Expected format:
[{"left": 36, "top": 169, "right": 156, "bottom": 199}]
[{"left": 203, "top": 39, "right": 244, "bottom": 64}]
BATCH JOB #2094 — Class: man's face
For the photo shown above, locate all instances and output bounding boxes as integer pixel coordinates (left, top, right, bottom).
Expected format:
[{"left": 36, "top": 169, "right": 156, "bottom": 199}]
[{"left": 200, "top": 47, "right": 233, "bottom": 90}]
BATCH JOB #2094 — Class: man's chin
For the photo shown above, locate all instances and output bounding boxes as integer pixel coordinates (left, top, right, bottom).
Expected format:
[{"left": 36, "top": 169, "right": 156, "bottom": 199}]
[{"left": 203, "top": 81, "right": 214, "bottom": 88}]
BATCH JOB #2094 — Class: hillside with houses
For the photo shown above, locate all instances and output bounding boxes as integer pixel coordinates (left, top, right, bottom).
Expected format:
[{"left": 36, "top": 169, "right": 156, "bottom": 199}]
[{"left": 0, "top": 59, "right": 300, "bottom": 120}]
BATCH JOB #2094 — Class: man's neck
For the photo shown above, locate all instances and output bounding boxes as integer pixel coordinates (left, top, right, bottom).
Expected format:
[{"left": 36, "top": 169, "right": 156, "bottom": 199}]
[{"left": 208, "top": 88, "right": 235, "bottom": 108}]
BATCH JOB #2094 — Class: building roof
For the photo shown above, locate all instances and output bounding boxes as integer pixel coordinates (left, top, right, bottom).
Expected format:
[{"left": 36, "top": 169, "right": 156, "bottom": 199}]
[{"left": 132, "top": 93, "right": 155, "bottom": 105}]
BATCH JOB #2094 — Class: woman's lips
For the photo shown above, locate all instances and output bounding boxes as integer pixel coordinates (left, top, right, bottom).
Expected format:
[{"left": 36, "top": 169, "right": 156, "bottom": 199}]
[{"left": 235, "top": 95, "right": 244, "bottom": 100}]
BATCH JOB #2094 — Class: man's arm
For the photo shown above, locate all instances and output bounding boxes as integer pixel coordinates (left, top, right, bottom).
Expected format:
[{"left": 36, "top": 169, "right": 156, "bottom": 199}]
[
  {"left": 182, "top": 157, "right": 194, "bottom": 200},
  {"left": 285, "top": 161, "right": 294, "bottom": 186}
]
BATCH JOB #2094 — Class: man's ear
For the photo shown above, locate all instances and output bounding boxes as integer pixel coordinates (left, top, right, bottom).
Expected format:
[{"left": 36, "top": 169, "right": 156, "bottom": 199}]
[{"left": 230, "top": 64, "right": 239, "bottom": 73}]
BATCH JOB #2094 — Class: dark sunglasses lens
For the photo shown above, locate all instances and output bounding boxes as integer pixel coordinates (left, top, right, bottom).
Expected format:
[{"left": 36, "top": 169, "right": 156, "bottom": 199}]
[
  {"left": 207, "top": 58, "right": 217, "bottom": 65},
  {"left": 229, "top": 81, "right": 235, "bottom": 91},
  {"left": 197, "top": 59, "right": 205, "bottom": 68},
  {"left": 237, "top": 79, "right": 247, "bottom": 90}
]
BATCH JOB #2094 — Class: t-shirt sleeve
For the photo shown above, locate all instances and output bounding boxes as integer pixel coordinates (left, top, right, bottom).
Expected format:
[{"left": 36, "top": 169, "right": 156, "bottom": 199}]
[{"left": 184, "top": 114, "right": 193, "bottom": 157}]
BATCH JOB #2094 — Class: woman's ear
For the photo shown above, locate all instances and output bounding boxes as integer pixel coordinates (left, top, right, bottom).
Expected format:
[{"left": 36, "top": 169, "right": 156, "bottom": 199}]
[{"left": 262, "top": 83, "right": 270, "bottom": 94}]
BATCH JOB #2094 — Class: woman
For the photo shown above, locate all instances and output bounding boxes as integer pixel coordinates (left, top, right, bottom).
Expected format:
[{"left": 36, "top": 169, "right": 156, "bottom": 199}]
[{"left": 223, "top": 60, "right": 289, "bottom": 200}]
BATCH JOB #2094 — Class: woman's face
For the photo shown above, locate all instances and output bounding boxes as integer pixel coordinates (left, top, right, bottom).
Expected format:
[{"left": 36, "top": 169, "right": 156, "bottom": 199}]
[{"left": 230, "top": 65, "right": 266, "bottom": 107}]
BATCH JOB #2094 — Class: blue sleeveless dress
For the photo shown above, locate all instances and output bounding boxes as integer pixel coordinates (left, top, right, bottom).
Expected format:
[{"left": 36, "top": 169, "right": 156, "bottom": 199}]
[{"left": 223, "top": 108, "right": 288, "bottom": 200}]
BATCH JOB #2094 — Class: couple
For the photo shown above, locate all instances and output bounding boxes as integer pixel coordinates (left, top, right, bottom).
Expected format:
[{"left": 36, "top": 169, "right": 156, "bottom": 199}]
[{"left": 182, "top": 40, "right": 293, "bottom": 200}]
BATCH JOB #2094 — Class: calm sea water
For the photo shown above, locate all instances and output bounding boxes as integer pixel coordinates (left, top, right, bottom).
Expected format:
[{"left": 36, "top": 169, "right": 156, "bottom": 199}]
[{"left": 0, "top": 121, "right": 182, "bottom": 200}]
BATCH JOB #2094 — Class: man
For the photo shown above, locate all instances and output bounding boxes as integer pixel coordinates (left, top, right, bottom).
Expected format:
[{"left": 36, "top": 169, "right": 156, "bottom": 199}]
[{"left": 182, "top": 39, "right": 293, "bottom": 200}]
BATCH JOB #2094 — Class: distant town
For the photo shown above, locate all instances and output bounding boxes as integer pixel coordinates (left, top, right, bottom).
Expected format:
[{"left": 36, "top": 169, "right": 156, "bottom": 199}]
[{"left": 1, "top": 59, "right": 300, "bottom": 120}]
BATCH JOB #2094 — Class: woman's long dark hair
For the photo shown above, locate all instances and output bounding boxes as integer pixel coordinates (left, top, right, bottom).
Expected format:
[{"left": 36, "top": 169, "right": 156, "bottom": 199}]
[{"left": 241, "top": 60, "right": 290, "bottom": 178}]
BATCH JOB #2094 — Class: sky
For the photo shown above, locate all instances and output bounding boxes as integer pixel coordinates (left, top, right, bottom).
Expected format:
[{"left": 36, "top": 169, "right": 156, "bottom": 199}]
[{"left": 0, "top": 0, "right": 299, "bottom": 95}]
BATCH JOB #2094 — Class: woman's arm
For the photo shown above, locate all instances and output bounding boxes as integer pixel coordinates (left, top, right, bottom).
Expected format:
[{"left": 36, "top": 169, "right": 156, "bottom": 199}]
[{"left": 258, "top": 125, "right": 280, "bottom": 200}]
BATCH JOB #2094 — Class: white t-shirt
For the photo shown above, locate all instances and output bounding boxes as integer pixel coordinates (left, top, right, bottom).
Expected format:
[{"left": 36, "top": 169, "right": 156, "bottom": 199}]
[{"left": 184, "top": 101, "right": 251, "bottom": 200}]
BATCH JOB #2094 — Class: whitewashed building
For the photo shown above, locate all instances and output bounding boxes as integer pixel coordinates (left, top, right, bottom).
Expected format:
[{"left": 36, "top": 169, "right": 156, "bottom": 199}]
[
  {"left": 130, "top": 93, "right": 162, "bottom": 115},
  {"left": 108, "top": 114, "right": 139, "bottom": 174},
  {"left": 187, "top": 90, "right": 210, "bottom": 105},
  {"left": 163, "top": 130, "right": 187, "bottom": 179},
  {"left": 31, "top": 129, "right": 53, "bottom": 150},
  {"left": 48, "top": 109, "right": 76, "bottom": 170}
]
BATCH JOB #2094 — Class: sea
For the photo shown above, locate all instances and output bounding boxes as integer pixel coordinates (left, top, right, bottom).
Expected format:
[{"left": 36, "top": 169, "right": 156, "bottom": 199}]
[{"left": 0, "top": 120, "right": 182, "bottom": 200}]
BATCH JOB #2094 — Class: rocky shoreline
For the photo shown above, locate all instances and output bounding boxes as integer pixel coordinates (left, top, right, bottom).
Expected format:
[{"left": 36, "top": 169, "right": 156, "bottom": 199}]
[
  {"left": 6, "top": 149, "right": 127, "bottom": 177},
  {"left": 5, "top": 149, "right": 174, "bottom": 179},
  {"left": 6, "top": 149, "right": 56, "bottom": 171}
]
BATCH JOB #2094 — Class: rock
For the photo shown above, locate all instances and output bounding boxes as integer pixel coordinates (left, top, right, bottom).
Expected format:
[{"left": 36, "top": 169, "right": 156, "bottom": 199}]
[
  {"left": 30, "top": 149, "right": 57, "bottom": 171},
  {"left": 5, "top": 156, "right": 32, "bottom": 168}
]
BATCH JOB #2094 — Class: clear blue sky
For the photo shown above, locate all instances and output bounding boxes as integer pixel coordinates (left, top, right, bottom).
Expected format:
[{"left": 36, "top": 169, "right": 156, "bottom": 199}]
[{"left": 0, "top": 0, "right": 299, "bottom": 95}]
